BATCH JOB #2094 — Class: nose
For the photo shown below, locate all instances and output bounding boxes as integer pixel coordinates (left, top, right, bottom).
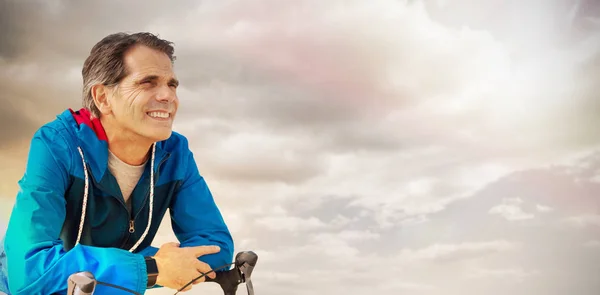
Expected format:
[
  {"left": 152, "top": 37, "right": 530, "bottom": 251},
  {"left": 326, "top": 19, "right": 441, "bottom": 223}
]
[{"left": 156, "top": 84, "right": 176, "bottom": 103}]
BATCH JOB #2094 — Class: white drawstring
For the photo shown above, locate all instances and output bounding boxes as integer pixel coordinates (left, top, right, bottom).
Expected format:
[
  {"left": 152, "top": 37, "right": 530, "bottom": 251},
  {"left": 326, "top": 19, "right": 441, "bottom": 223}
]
[
  {"left": 75, "top": 143, "right": 155, "bottom": 253},
  {"left": 75, "top": 147, "right": 89, "bottom": 246},
  {"left": 128, "top": 143, "right": 155, "bottom": 253}
]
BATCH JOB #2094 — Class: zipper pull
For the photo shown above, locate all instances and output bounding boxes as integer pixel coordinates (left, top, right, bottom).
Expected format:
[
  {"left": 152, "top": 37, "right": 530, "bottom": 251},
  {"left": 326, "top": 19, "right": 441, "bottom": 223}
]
[{"left": 129, "top": 220, "right": 135, "bottom": 233}]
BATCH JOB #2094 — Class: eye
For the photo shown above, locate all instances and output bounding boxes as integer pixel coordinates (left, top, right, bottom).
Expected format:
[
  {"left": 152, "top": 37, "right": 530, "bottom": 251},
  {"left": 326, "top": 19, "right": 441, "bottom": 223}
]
[{"left": 139, "top": 80, "right": 156, "bottom": 87}]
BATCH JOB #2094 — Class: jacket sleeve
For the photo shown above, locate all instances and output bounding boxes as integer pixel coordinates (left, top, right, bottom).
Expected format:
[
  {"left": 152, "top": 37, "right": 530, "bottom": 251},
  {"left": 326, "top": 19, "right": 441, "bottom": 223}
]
[
  {"left": 137, "top": 246, "right": 159, "bottom": 257},
  {"left": 4, "top": 127, "right": 148, "bottom": 295},
  {"left": 169, "top": 139, "right": 234, "bottom": 272}
]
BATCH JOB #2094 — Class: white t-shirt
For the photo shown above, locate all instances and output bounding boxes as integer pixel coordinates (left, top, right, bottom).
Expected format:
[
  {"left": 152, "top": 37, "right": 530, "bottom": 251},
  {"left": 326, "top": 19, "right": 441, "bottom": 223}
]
[{"left": 107, "top": 150, "right": 147, "bottom": 212}]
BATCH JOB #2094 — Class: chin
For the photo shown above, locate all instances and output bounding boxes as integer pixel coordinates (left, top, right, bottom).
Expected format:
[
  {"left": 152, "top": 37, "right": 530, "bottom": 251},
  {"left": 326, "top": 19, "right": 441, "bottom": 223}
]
[
  {"left": 152, "top": 130, "right": 173, "bottom": 142},
  {"left": 139, "top": 129, "right": 173, "bottom": 143}
]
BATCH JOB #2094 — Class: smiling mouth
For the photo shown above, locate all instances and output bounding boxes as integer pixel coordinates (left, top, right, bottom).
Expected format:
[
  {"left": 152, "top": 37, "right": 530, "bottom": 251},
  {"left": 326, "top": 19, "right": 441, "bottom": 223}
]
[{"left": 147, "top": 111, "right": 171, "bottom": 119}]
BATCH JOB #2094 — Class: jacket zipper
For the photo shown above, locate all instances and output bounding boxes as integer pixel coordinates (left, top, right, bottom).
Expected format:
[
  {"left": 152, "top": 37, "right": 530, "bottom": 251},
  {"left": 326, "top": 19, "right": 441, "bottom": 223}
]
[
  {"left": 84, "top": 164, "right": 133, "bottom": 247},
  {"left": 84, "top": 152, "right": 170, "bottom": 249},
  {"left": 125, "top": 154, "right": 170, "bottom": 237}
]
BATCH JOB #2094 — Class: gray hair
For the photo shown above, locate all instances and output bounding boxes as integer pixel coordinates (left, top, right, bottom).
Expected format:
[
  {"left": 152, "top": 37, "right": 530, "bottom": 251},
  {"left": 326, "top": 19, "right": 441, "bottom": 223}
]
[{"left": 81, "top": 32, "right": 176, "bottom": 118}]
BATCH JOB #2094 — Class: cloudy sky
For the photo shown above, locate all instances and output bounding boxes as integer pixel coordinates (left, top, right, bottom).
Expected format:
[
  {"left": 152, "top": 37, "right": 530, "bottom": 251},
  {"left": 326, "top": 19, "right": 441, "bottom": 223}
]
[{"left": 1, "top": 0, "right": 600, "bottom": 294}]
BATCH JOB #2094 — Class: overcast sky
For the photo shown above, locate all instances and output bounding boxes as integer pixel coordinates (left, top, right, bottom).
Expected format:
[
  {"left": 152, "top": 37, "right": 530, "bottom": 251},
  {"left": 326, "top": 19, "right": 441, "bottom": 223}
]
[{"left": 1, "top": 0, "right": 599, "bottom": 294}]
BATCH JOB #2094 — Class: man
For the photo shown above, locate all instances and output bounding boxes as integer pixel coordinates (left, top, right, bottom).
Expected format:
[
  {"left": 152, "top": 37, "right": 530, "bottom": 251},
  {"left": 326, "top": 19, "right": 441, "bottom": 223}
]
[{"left": 0, "top": 32, "right": 234, "bottom": 295}]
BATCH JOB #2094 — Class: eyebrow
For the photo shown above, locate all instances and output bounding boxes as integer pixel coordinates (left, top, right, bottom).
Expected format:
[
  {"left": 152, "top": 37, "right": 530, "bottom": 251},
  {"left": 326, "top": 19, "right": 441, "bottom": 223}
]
[{"left": 138, "top": 75, "right": 179, "bottom": 86}]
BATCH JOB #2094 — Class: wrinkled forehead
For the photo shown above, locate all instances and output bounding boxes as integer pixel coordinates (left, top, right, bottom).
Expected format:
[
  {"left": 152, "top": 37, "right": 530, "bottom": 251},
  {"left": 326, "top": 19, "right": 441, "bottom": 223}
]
[{"left": 123, "top": 45, "right": 176, "bottom": 80}]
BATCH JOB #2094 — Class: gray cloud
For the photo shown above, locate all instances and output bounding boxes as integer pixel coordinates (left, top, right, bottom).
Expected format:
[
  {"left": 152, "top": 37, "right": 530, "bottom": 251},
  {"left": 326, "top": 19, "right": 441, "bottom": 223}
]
[
  {"left": 0, "top": 0, "right": 24, "bottom": 59},
  {"left": 1, "top": 1, "right": 600, "bottom": 294},
  {"left": 3, "top": 0, "right": 599, "bottom": 162},
  {"left": 0, "top": 99, "right": 38, "bottom": 149},
  {"left": 148, "top": 151, "right": 600, "bottom": 295},
  {"left": 200, "top": 152, "right": 600, "bottom": 295},
  {"left": 158, "top": 0, "right": 600, "bottom": 183},
  {"left": 0, "top": 0, "right": 196, "bottom": 148},
  {"left": 0, "top": 0, "right": 195, "bottom": 61}
]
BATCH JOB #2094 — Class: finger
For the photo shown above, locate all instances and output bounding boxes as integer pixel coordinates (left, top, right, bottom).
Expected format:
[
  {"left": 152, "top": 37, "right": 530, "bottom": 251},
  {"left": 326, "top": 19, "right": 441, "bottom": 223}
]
[
  {"left": 189, "top": 273, "right": 205, "bottom": 284},
  {"left": 189, "top": 245, "right": 221, "bottom": 257},
  {"left": 178, "top": 279, "right": 193, "bottom": 292},
  {"left": 195, "top": 260, "right": 216, "bottom": 279},
  {"left": 196, "top": 270, "right": 214, "bottom": 281}
]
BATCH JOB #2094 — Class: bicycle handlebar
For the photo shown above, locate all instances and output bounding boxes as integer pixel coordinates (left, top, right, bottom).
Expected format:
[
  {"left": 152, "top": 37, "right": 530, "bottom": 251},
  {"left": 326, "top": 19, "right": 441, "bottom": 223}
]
[
  {"left": 67, "top": 251, "right": 258, "bottom": 295},
  {"left": 203, "top": 251, "right": 258, "bottom": 295}
]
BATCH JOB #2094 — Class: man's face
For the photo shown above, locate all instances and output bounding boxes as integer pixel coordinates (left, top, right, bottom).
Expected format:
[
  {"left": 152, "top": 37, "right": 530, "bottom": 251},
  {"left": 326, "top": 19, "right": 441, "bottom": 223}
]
[{"left": 106, "top": 44, "right": 179, "bottom": 143}]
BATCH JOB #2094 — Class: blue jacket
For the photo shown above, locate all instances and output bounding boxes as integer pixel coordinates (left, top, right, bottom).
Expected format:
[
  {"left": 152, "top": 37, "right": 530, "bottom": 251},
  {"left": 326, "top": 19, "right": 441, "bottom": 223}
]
[{"left": 0, "top": 108, "right": 234, "bottom": 294}]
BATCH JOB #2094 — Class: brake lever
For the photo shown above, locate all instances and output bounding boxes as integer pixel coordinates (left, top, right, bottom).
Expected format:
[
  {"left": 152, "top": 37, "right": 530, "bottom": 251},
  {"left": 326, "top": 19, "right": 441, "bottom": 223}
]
[
  {"left": 205, "top": 251, "right": 258, "bottom": 295},
  {"left": 236, "top": 251, "right": 258, "bottom": 295},
  {"left": 67, "top": 271, "right": 96, "bottom": 295},
  {"left": 246, "top": 279, "right": 254, "bottom": 295}
]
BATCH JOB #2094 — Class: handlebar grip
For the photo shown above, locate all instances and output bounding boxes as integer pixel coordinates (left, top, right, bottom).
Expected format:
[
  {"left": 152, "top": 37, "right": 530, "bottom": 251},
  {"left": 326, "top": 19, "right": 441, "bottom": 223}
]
[
  {"left": 205, "top": 251, "right": 258, "bottom": 295},
  {"left": 204, "top": 269, "right": 241, "bottom": 295}
]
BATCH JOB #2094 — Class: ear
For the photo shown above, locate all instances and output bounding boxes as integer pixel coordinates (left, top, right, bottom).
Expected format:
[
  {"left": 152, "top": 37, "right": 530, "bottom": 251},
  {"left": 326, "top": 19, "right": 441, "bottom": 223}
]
[{"left": 91, "top": 84, "right": 112, "bottom": 115}]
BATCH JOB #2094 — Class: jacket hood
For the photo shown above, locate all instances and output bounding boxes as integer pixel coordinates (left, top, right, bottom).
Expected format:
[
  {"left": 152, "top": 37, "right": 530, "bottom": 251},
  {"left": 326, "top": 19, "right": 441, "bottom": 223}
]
[
  {"left": 57, "top": 108, "right": 111, "bottom": 183},
  {"left": 69, "top": 108, "right": 108, "bottom": 141}
]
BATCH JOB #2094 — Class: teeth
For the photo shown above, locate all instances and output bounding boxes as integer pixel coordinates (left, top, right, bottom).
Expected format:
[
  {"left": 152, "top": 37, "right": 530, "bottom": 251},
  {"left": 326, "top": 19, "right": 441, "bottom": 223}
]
[{"left": 148, "top": 111, "right": 169, "bottom": 118}]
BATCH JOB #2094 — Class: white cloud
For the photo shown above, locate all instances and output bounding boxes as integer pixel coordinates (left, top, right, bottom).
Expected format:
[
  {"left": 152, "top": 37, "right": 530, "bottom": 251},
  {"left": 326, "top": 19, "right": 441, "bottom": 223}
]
[
  {"left": 489, "top": 198, "right": 535, "bottom": 221},
  {"left": 590, "top": 171, "right": 600, "bottom": 183},
  {"left": 380, "top": 281, "right": 437, "bottom": 292},
  {"left": 315, "top": 230, "right": 380, "bottom": 242},
  {"left": 536, "top": 204, "right": 554, "bottom": 212},
  {"left": 257, "top": 271, "right": 301, "bottom": 283},
  {"left": 2, "top": 1, "right": 600, "bottom": 295},
  {"left": 397, "top": 240, "right": 519, "bottom": 262},
  {"left": 255, "top": 215, "right": 327, "bottom": 232},
  {"left": 329, "top": 214, "right": 353, "bottom": 227},
  {"left": 466, "top": 267, "right": 540, "bottom": 280},
  {"left": 143, "top": 0, "right": 600, "bottom": 168},
  {"left": 562, "top": 214, "right": 600, "bottom": 228}
]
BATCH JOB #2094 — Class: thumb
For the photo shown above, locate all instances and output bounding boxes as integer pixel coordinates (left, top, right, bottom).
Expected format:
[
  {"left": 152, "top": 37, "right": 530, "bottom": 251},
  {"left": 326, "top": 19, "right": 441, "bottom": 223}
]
[{"left": 191, "top": 245, "right": 221, "bottom": 257}]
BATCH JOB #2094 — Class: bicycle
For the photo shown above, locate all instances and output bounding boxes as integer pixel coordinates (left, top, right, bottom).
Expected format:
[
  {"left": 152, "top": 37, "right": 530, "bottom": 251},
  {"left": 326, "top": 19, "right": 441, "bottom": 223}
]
[{"left": 67, "top": 251, "right": 258, "bottom": 295}]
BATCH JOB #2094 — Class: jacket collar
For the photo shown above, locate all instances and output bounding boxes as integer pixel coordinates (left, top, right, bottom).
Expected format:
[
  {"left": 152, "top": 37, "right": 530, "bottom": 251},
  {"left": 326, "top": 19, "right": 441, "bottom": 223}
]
[{"left": 61, "top": 108, "right": 170, "bottom": 183}]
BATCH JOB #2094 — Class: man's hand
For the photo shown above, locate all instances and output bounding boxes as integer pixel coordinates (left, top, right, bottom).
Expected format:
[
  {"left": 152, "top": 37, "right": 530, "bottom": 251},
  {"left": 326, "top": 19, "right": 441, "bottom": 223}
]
[{"left": 153, "top": 242, "right": 221, "bottom": 292}]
